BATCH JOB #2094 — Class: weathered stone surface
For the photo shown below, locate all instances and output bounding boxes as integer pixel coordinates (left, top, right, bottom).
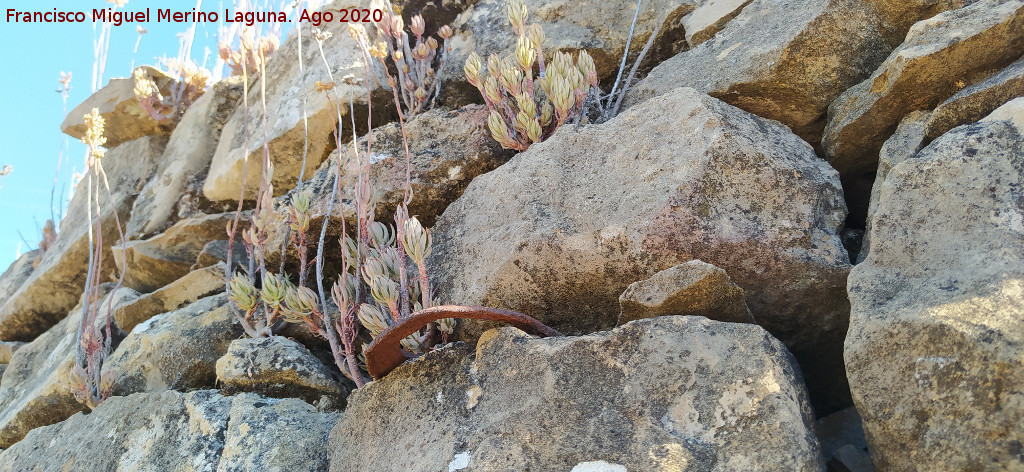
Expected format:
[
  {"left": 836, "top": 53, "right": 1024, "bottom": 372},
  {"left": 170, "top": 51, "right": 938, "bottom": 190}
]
[
  {"left": 113, "top": 213, "right": 236, "bottom": 293},
  {"left": 0, "top": 287, "right": 135, "bottom": 448},
  {"left": 815, "top": 407, "right": 869, "bottom": 467},
  {"left": 264, "top": 105, "right": 513, "bottom": 264},
  {"left": 429, "top": 87, "right": 850, "bottom": 411},
  {"left": 0, "top": 252, "right": 35, "bottom": 311},
  {"left": 0, "top": 390, "right": 339, "bottom": 472},
  {"left": 216, "top": 336, "right": 346, "bottom": 406},
  {"left": 331, "top": 318, "right": 822, "bottom": 471},
  {"left": 127, "top": 76, "right": 244, "bottom": 239},
  {"left": 857, "top": 110, "right": 930, "bottom": 264},
  {"left": 0, "top": 136, "right": 164, "bottom": 341},
  {"left": 823, "top": 0, "right": 1024, "bottom": 177},
  {"left": 113, "top": 265, "right": 225, "bottom": 333},
  {"left": 60, "top": 66, "right": 177, "bottom": 148},
  {"left": 625, "top": 0, "right": 905, "bottom": 143},
  {"left": 924, "top": 54, "right": 1024, "bottom": 140},
  {"left": 683, "top": 0, "right": 752, "bottom": 47},
  {"left": 0, "top": 343, "right": 24, "bottom": 365},
  {"left": 846, "top": 100, "right": 1024, "bottom": 471},
  {"left": 202, "top": 2, "right": 391, "bottom": 202},
  {"left": 829, "top": 445, "right": 876, "bottom": 472},
  {"left": 451, "top": 0, "right": 696, "bottom": 86},
  {"left": 107, "top": 295, "right": 242, "bottom": 396},
  {"left": 617, "top": 260, "right": 754, "bottom": 326}
]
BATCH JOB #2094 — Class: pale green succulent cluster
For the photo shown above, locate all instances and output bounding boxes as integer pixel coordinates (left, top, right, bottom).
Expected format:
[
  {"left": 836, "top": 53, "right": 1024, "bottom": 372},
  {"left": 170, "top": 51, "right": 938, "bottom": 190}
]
[
  {"left": 347, "top": 214, "right": 455, "bottom": 354},
  {"left": 227, "top": 270, "right": 295, "bottom": 336},
  {"left": 465, "top": 0, "right": 599, "bottom": 151},
  {"left": 369, "top": 0, "right": 454, "bottom": 117}
]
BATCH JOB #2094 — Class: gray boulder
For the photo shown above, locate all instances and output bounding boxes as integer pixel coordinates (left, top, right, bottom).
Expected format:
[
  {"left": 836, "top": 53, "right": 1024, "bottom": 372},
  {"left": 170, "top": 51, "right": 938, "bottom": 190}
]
[
  {"left": 216, "top": 336, "right": 346, "bottom": 407},
  {"left": 823, "top": 0, "right": 1024, "bottom": 177},
  {"left": 623, "top": 0, "right": 961, "bottom": 143},
  {"left": 330, "top": 317, "right": 823, "bottom": 471},
  {"left": 617, "top": 260, "right": 755, "bottom": 326},
  {"left": 428, "top": 87, "right": 851, "bottom": 411},
  {"left": 0, "top": 287, "right": 135, "bottom": 448},
  {"left": 127, "top": 76, "right": 243, "bottom": 239},
  {"left": 846, "top": 99, "right": 1024, "bottom": 471},
  {"left": 107, "top": 295, "right": 242, "bottom": 396},
  {"left": 857, "top": 110, "right": 931, "bottom": 264},
  {"left": 0, "top": 136, "right": 163, "bottom": 341},
  {"left": 0, "top": 390, "right": 339, "bottom": 472},
  {"left": 924, "top": 54, "right": 1024, "bottom": 140}
]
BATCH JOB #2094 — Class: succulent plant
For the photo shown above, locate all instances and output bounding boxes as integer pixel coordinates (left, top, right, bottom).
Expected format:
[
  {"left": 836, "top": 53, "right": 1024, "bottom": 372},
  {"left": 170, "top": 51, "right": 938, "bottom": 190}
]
[{"left": 466, "top": 0, "right": 599, "bottom": 151}]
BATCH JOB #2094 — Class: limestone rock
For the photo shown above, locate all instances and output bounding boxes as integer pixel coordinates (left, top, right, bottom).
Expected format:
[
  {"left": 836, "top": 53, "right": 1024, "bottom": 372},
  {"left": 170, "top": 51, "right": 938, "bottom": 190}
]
[
  {"left": 202, "top": 2, "right": 393, "bottom": 202},
  {"left": 428, "top": 87, "right": 850, "bottom": 411},
  {"left": 823, "top": 0, "right": 1024, "bottom": 177},
  {"left": 846, "top": 99, "right": 1024, "bottom": 471},
  {"left": 107, "top": 295, "right": 242, "bottom": 396},
  {"left": 617, "top": 260, "right": 754, "bottom": 325},
  {"left": 0, "top": 136, "right": 164, "bottom": 341},
  {"left": 683, "top": 0, "right": 752, "bottom": 47},
  {"left": 264, "top": 105, "right": 513, "bottom": 264},
  {"left": 857, "top": 110, "right": 931, "bottom": 264},
  {"left": 924, "top": 54, "right": 1024, "bottom": 140},
  {"left": 127, "top": 76, "right": 244, "bottom": 239},
  {"left": 113, "top": 213, "right": 236, "bottom": 293},
  {"left": 215, "top": 336, "right": 346, "bottom": 406},
  {"left": 625, "top": 0, "right": 901, "bottom": 143},
  {"left": 331, "top": 318, "right": 823, "bottom": 471},
  {"left": 450, "top": 0, "right": 696, "bottom": 87},
  {"left": 0, "top": 343, "right": 24, "bottom": 365},
  {"left": 0, "top": 287, "right": 135, "bottom": 448},
  {"left": 815, "top": 407, "right": 869, "bottom": 466},
  {"left": 113, "top": 265, "right": 225, "bottom": 333},
  {"left": 0, "top": 252, "right": 35, "bottom": 311},
  {"left": 60, "top": 66, "right": 177, "bottom": 148},
  {"left": 0, "top": 390, "right": 339, "bottom": 472}
]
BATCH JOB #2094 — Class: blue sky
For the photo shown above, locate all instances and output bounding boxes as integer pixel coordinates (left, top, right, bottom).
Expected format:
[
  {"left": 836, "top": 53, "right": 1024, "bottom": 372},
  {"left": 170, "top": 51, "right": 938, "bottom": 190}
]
[{"left": 0, "top": 0, "right": 294, "bottom": 271}]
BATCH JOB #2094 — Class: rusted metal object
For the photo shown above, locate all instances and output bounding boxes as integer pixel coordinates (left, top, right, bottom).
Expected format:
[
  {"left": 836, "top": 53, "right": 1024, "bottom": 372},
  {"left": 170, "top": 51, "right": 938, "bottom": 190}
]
[{"left": 364, "top": 305, "right": 563, "bottom": 380}]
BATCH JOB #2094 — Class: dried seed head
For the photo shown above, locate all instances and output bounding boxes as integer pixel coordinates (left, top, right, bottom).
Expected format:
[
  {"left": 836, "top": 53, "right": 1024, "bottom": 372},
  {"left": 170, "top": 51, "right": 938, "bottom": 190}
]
[
  {"left": 82, "top": 108, "right": 107, "bottom": 162},
  {"left": 348, "top": 24, "right": 369, "bottom": 42},
  {"left": 414, "top": 87, "right": 428, "bottom": 102},
  {"left": 312, "top": 28, "right": 332, "bottom": 43},
  {"left": 369, "top": 42, "right": 388, "bottom": 60},
  {"left": 438, "top": 25, "right": 454, "bottom": 40}
]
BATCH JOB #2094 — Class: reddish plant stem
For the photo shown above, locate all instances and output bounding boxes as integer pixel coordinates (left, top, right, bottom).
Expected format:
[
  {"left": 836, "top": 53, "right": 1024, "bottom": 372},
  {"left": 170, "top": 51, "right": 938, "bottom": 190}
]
[{"left": 364, "top": 305, "right": 562, "bottom": 379}]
